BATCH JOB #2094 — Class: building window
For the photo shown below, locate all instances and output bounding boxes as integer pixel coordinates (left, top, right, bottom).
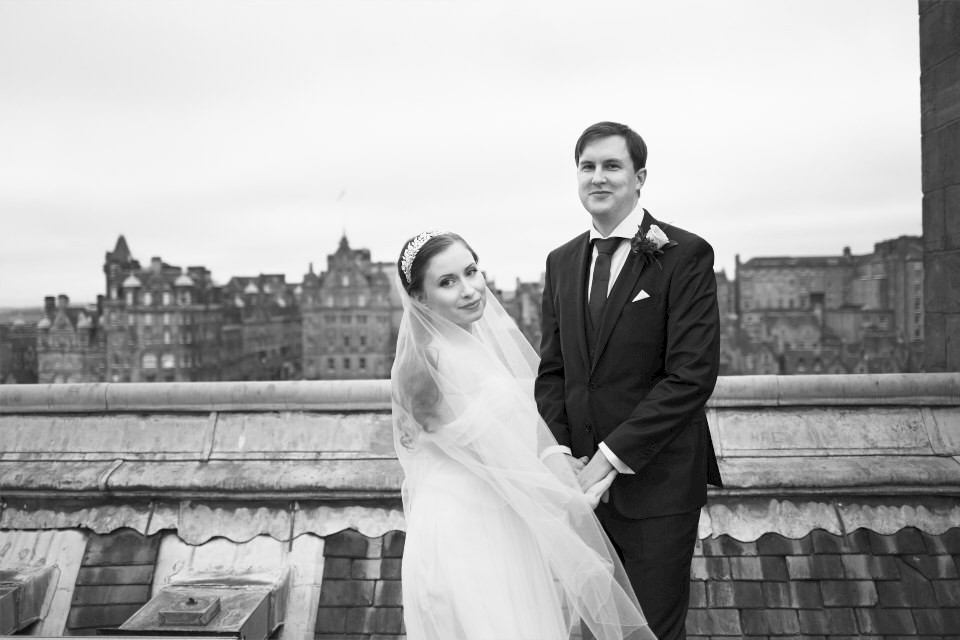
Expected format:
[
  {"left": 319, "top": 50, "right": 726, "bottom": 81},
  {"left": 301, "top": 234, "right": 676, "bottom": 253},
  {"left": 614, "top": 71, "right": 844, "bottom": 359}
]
[
  {"left": 143, "top": 292, "right": 153, "bottom": 306},
  {"left": 343, "top": 357, "right": 351, "bottom": 369},
  {"left": 327, "top": 357, "right": 335, "bottom": 370},
  {"left": 342, "top": 275, "right": 350, "bottom": 287},
  {"left": 344, "top": 336, "right": 351, "bottom": 347},
  {"left": 142, "top": 353, "right": 157, "bottom": 369},
  {"left": 358, "top": 295, "right": 367, "bottom": 307},
  {"left": 360, "top": 335, "right": 367, "bottom": 347},
  {"left": 359, "top": 357, "right": 367, "bottom": 370},
  {"left": 161, "top": 353, "right": 176, "bottom": 369},
  {"left": 358, "top": 315, "right": 368, "bottom": 324},
  {"left": 163, "top": 292, "right": 172, "bottom": 306},
  {"left": 341, "top": 315, "right": 352, "bottom": 323},
  {"left": 126, "top": 291, "right": 135, "bottom": 306}
]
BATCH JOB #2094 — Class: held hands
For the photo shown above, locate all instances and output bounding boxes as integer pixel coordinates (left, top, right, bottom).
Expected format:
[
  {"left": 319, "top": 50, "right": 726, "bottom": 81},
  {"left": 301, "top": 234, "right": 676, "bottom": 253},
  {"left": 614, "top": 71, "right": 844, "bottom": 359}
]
[
  {"left": 545, "top": 452, "right": 617, "bottom": 509},
  {"left": 575, "top": 451, "right": 617, "bottom": 509},
  {"left": 583, "top": 469, "right": 617, "bottom": 510}
]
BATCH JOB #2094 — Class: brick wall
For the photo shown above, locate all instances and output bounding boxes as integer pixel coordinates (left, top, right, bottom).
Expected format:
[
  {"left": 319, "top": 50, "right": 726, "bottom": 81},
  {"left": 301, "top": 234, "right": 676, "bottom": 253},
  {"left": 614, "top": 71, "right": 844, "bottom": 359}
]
[
  {"left": 315, "top": 529, "right": 405, "bottom": 639},
  {"left": 65, "top": 528, "right": 159, "bottom": 636},
  {"left": 317, "top": 527, "right": 960, "bottom": 638}
]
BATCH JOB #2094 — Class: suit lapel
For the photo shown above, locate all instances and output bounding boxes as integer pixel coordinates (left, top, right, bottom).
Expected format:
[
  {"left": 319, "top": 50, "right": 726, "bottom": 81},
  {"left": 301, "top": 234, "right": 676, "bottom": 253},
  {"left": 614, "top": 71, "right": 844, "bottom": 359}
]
[{"left": 572, "top": 235, "right": 592, "bottom": 371}]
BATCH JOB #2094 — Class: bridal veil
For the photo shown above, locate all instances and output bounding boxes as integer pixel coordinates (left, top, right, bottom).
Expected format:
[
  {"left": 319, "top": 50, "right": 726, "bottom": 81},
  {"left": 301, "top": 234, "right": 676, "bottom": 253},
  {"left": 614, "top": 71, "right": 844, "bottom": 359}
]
[{"left": 391, "top": 274, "right": 655, "bottom": 640}]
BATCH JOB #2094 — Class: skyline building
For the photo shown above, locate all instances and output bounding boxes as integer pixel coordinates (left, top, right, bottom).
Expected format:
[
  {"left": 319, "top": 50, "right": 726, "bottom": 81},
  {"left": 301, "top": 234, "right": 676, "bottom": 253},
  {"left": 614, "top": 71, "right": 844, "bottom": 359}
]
[
  {"left": 299, "top": 235, "right": 401, "bottom": 380},
  {"left": 732, "top": 235, "right": 924, "bottom": 375},
  {"left": 3, "top": 232, "right": 928, "bottom": 383},
  {"left": 101, "top": 236, "right": 229, "bottom": 383}
]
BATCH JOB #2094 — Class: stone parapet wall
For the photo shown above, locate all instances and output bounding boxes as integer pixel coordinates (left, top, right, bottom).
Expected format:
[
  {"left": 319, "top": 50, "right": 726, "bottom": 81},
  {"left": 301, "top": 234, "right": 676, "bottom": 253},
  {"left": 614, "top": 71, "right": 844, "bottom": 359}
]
[{"left": 1, "top": 374, "right": 959, "bottom": 636}]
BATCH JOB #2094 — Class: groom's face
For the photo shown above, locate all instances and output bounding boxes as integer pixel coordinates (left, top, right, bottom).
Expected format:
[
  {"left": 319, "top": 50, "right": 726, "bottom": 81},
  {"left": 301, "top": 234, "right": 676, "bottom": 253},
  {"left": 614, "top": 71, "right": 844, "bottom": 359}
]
[{"left": 577, "top": 135, "right": 646, "bottom": 225}]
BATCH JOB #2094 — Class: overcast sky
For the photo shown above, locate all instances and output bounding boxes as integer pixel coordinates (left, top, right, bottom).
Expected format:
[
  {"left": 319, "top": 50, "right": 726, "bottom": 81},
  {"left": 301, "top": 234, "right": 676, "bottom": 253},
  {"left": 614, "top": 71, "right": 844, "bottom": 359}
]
[{"left": 0, "top": 0, "right": 922, "bottom": 308}]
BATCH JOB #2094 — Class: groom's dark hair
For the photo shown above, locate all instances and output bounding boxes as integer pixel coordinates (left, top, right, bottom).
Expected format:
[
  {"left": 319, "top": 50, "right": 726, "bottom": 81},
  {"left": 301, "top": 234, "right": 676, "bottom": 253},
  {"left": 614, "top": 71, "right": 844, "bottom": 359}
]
[{"left": 575, "top": 121, "right": 648, "bottom": 172}]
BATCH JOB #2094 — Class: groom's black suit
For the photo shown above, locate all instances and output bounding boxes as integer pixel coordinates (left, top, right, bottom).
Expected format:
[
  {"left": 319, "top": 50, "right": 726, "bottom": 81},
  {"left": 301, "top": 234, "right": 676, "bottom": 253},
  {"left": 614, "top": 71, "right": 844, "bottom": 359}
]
[{"left": 536, "top": 209, "right": 722, "bottom": 639}]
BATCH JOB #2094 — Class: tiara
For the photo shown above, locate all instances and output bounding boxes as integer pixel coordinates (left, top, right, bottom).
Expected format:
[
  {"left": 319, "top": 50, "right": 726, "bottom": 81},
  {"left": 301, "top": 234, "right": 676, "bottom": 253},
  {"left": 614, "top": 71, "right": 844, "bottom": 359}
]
[{"left": 401, "top": 229, "right": 449, "bottom": 283}]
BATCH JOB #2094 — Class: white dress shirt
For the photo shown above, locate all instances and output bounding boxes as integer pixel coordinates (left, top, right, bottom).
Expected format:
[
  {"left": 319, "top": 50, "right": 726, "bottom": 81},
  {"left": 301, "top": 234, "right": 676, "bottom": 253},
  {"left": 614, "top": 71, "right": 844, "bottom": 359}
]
[{"left": 541, "top": 207, "right": 644, "bottom": 475}]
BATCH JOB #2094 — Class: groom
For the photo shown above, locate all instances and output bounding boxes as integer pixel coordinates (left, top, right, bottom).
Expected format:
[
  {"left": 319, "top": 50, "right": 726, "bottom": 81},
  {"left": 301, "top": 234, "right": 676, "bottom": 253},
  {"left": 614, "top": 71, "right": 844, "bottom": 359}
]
[{"left": 535, "top": 121, "right": 722, "bottom": 640}]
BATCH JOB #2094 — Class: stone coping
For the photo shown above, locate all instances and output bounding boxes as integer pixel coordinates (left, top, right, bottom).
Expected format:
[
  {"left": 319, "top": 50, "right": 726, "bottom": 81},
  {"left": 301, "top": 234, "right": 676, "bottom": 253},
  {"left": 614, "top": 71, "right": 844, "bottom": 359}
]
[{"left": 2, "top": 373, "right": 959, "bottom": 413}]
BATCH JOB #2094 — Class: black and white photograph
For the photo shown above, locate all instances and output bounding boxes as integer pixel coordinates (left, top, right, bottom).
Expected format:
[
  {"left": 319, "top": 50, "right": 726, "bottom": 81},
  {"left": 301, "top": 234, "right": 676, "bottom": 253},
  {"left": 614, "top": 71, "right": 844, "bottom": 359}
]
[{"left": 1, "top": 1, "right": 958, "bottom": 638}]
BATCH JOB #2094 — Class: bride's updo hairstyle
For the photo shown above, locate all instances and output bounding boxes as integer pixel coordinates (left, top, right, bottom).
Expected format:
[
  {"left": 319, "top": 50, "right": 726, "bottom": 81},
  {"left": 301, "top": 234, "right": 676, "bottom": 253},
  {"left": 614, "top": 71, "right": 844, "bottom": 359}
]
[{"left": 397, "top": 231, "right": 479, "bottom": 296}]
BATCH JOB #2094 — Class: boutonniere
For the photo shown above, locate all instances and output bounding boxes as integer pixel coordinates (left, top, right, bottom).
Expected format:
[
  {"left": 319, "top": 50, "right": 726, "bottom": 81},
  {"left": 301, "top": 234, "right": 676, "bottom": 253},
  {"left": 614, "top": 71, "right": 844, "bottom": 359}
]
[{"left": 630, "top": 224, "right": 671, "bottom": 272}]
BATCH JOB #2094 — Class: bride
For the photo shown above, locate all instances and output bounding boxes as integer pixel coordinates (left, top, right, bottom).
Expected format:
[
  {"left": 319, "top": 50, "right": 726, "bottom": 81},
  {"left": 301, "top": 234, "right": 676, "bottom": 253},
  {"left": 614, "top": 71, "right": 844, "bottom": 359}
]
[{"left": 391, "top": 230, "right": 656, "bottom": 640}]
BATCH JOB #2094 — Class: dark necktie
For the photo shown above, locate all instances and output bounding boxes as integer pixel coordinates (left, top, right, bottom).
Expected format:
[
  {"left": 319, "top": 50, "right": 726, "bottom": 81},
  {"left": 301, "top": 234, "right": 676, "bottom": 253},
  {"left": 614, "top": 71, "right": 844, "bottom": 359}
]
[{"left": 588, "top": 237, "right": 622, "bottom": 332}]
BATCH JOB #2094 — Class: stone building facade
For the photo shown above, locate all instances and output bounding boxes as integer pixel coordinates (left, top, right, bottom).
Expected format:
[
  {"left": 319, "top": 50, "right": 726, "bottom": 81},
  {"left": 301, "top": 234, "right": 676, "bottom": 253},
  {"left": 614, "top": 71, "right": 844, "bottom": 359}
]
[
  {"left": 299, "top": 235, "right": 401, "bottom": 380},
  {"left": 36, "top": 295, "right": 107, "bottom": 383},
  {"left": 101, "top": 236, "right": 231, "bottom": 383},
  {"left": 920, "top": 0, "right": 960, "bottom": 372},
  {"left": 498, "top": 276, "right": 545, "bottom": 350},
  {"left": 732, "top": 236, "right": 924, "bottom": 375},
  {"left": 223, "top": 274, "right": 303, "bottom": 380},
  {"left": 0, "top": 320, "right": 38, "bottom": 384}
]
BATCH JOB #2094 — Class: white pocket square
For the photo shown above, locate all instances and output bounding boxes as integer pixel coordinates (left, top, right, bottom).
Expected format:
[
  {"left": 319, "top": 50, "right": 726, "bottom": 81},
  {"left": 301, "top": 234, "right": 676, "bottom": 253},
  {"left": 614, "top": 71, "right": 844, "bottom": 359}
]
[{"left": 632, "top": 290, "right": 650, "bottom": 302}]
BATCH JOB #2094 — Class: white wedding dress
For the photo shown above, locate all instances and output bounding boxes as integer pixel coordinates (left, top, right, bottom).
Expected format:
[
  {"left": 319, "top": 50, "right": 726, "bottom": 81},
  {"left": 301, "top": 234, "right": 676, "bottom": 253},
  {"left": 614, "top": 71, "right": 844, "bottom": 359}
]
[{"left": 392, "top": 276, "right": 655, "bottom": 640}]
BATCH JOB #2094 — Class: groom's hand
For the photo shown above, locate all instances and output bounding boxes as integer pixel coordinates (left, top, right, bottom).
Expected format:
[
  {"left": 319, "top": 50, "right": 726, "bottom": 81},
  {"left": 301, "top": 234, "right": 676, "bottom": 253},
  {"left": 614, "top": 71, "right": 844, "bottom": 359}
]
[
  {"left": 577, "top": 451, "right": 616, "bottom": 491},
  {"left": 568, "top": 455, "right": 589, "bottom": 473}
]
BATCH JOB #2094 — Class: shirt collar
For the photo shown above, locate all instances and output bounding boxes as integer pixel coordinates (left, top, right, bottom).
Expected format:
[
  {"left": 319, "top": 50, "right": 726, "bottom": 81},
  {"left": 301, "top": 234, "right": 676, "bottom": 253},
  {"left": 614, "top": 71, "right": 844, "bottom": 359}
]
[{"left": 589, "top": 206, "right": 645, "bottom": 242}]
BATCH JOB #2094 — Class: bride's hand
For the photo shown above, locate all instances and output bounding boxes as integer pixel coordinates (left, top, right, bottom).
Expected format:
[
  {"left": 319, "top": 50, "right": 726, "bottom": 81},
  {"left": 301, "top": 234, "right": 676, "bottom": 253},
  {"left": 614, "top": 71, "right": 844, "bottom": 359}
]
[{"left": 583, "top": 469, "right": 617, "bottom": 510}]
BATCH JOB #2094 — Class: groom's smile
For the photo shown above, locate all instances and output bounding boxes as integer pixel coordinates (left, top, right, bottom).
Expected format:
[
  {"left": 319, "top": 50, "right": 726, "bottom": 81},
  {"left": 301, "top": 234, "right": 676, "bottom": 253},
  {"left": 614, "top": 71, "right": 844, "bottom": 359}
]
[{"left": 577, "top": 135, "right": 647, "bottom": 233}]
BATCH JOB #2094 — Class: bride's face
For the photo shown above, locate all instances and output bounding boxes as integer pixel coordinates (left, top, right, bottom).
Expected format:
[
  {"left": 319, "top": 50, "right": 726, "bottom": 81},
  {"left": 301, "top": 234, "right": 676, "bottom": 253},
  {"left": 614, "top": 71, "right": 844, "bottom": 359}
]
[{"left": 418, "top": 242, "right": 487, "bottom": 328}]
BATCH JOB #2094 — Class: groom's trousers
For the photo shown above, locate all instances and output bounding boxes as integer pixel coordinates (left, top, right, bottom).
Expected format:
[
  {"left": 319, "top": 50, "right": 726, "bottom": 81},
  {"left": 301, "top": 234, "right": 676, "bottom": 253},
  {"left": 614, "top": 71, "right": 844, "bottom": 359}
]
[{"left": 595, "top": 503, "right": 701, "bottom": 640}]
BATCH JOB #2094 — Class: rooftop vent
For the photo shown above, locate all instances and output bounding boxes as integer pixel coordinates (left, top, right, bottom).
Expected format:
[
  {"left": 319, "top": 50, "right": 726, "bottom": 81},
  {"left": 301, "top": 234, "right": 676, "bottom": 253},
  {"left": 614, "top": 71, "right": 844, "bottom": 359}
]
[
  {"left": 99, "top": 571, "right": 288, "bottom": 639},
  {"left": 0, "top": 566, "right": 57, "bottom": 634}
]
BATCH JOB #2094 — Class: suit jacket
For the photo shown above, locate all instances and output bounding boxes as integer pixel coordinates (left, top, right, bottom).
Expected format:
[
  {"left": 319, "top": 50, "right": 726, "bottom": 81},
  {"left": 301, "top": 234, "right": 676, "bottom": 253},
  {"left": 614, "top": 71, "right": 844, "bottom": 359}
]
[{"left": 535, "top": 210, "right": 722, "bottom": 519}]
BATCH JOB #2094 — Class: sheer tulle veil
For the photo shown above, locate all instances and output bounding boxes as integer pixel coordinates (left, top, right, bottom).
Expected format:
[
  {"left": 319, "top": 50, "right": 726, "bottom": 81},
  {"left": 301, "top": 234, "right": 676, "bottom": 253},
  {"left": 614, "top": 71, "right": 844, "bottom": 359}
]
[{"left": 390, "top": 266, "right": 655, "bottom": 640}]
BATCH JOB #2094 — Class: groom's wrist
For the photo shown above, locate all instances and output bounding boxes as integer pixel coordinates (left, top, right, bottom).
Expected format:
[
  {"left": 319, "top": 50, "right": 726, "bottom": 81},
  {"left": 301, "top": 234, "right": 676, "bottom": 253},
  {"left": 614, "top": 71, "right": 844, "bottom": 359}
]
[{"left": 598, "top": 442, "right": 634, "bottom": 474}]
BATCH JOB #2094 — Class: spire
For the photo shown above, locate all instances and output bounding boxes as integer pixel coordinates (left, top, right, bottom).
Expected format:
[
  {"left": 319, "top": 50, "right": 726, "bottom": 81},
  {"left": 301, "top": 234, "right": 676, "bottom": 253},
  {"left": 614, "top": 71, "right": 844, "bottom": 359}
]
[{"left": 107, "top": 235, "right": 133, "bottom": 263}]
